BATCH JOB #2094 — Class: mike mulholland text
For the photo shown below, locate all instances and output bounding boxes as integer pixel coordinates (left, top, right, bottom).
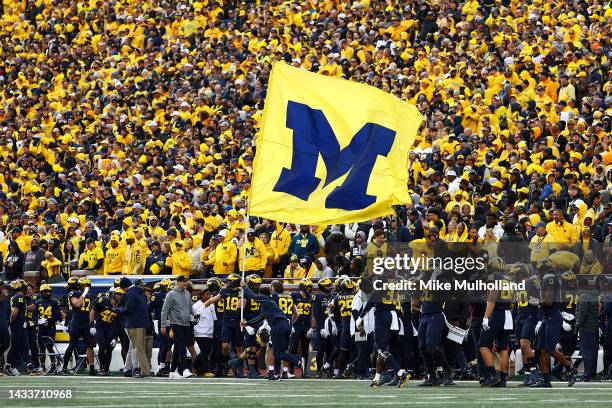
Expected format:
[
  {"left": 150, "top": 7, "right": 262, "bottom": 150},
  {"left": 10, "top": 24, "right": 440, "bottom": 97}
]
[{"left": 374, "top": 279, "right": 526, "bottom": 291}]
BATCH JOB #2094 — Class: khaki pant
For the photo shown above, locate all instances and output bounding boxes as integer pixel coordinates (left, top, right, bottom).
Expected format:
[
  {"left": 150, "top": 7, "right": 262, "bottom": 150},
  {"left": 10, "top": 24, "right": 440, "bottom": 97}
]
[
  {"left": 126, "top": 328, "right": 150, "bottom": 375},
  {"left": 146, "top": 335, "right": 153, "bottom": 365}
]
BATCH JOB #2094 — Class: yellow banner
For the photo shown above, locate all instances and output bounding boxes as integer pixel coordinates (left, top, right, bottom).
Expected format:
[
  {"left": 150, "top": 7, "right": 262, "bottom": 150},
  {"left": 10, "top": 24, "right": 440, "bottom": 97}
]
[{"left": 250, "top": 62, "right": 423, "bottom": 224}]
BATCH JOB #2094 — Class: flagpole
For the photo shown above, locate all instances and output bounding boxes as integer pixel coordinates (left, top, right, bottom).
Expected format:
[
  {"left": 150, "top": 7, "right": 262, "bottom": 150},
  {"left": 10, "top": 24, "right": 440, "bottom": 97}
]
[{"left": 239, "top": 196, "right": 249, "bottom": 327}]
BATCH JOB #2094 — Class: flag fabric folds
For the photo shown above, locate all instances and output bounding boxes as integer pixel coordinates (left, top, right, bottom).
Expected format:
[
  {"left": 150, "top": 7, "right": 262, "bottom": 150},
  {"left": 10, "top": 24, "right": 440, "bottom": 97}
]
[{"left": 250, "top": 62, "right": 423, "bottom": 225}]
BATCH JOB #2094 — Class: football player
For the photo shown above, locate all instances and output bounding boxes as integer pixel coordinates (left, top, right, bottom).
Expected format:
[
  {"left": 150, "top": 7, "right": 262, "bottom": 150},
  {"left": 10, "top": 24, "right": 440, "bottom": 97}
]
[
  {"left": 270, "top": 280, "right": 298, "bottom": 378},
  {"left": 551, "top": 272, "right": 579, "bottom": 380},
  {"left": 204, "top": 273, "right": 245, "bottom": 377},
  {"left": 36, "top": 283, "right": 61, "bottom": 372},
  {"left": 150, "top": 279, "right": 171, "bottom": 376},
  {"left": 416, "top": 270, "right": 453, "bottom": 387},
  {"left": 478, "top": 259, "right": 513, "bottom": 387},
  {"left": 321, "top": 277, "right": 343, "bottom": 377},
  {"left": 513, "top": 264, "right": 541, "bottom": 386},
  {"left": 25, "top": 283, "right": 43, "bottom": 374},
  {"left": 346, "top": 277, "right": 375, "bottom": 379},
  {"left": 61, "top": 277, "right": 97, "bottom": 376},
  {"left": 357, "top": 270, "right": 409, "bottom": 388},
  {"left": 242, "top": 281, "right": 301, "bottom": 381},
  {"left": 90, "top": 288, "right": 120, "bottom": 376},
  {"left": 206, "top": 277, "right": 225, "bottom": 376},
  {"left": 290, "top": 278, "right": 313, "bottom": 377},
  {"left": 313, "top": 277, "right": 333, "bottom": 378},
  {"left": 326, "top": 277, "right": 355, "bottom": 379},
  {"left": 597, "top": 276, "right": 612, "bottom": 380},
  {"left": 7, "top": 279, "right": 29, "bottom": 375},
  {"left": 531, "top": 264, "right": 577, "bottom": 387},
  {"left": 231, "top": 274, "right": 263, "bottom": 378}
]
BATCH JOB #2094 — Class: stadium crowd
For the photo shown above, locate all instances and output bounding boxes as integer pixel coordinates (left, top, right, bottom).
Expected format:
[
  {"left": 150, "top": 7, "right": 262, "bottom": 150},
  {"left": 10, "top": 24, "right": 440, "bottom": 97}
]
[{"left": 0, "top": 0, "right": 611, "bottom": 388}]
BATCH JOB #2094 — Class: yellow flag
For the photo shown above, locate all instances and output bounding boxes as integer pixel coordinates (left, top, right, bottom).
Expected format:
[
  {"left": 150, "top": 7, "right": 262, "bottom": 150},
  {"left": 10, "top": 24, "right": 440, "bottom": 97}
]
[{"left": 250, "top": 62, "right": 422, "bottom": 225}]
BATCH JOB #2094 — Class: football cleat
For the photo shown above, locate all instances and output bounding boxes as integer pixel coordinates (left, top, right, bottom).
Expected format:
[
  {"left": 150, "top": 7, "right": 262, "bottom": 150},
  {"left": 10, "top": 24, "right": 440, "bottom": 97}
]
[
  {"left": 182, "top": 369, "right": 194, "bottom": 378},
  {"left": 529, "top": 379, "right": 552, "bottom": 388},
  {"left": 169, "top": 371, "right": 182, "bottom": 379},
  {"left": 397, "top": 371, "right": 410, "bottom": 388},
  {"left": 417, "top": 378, "right": 435, "bottom": 387},
  {"left": 343, "top": 363, "right": 356, "bottom": 378},
  {"left": 370, "top": 378, "right": 382, "bottom": 387},
  {"left": 567, "top": 367, "right": 577, "bottom": 387},
  {"left": 270, "top": 374, "right": 282, "bottom": 381},
  {"left": 481, "top": 374, "right": 500, "bottom": 387}
]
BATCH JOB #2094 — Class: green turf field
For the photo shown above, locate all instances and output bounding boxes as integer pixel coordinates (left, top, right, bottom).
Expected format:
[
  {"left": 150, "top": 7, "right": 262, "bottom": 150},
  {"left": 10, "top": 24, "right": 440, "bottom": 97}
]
[{"left": 1, "top": 377, "right": 612, "bottom": 407}]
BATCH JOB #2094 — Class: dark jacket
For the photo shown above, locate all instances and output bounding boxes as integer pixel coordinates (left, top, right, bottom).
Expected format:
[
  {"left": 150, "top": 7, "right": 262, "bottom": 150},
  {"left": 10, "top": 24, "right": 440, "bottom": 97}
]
[
  {"left": 4, "top": 242, "right": 23, "bottom": 280},
  {"left": 575, "top": 291, "right": 599, "bottom": 333},
  {"left": 118, "top": 285, "right": 149, "bottom": 329},
  {"left": 324, "top": 232, "right": 350, "bottom": 264}
]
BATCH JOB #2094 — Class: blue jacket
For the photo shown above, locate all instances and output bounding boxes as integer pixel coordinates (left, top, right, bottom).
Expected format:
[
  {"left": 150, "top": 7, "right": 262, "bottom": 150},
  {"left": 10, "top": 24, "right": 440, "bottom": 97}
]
[
  {"left": 118, "top": 286, "right": 149, "bottom": 329},
  {"left": 288, "top": 232, "right": 319, "bottom": 262}
]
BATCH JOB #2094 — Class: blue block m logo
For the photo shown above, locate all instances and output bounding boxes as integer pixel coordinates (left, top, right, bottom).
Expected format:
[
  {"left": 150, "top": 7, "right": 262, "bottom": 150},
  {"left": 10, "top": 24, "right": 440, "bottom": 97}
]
[{"left": 273, "top": 101, "right": 396, "bottom": 210}]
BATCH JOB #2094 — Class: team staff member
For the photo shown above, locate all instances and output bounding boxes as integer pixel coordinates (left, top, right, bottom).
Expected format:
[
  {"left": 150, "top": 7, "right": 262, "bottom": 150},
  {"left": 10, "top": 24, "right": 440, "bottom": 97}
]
[
  {"left": 161, "top": 275, "right": 195, "bottom": 378},
  {"left": 574, "top": 278, "right": 599, "bottom": 382},
  {"left": 116, "top": 277, "right": 150, "bottom": 378}
]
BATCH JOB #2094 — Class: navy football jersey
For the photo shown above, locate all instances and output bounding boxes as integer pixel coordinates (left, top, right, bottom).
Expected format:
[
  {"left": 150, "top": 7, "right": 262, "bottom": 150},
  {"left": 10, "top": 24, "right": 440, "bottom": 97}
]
[
  {"left": 10, "top": 294, "right": 27, "bottom": 323},
  {"left": 150, "top": 291, "right": 166, "bottom": 320},
  {"left": 560, "top": 285, "right": 577, "bottom": 315},
  {"left": 420, "top": 287, "right": 443, "bottom": 315},
  {"left": 35, "top": 298, "right": 61, "bottom": 325},
  {"left": 93, "top": 296, "right": 118, "bottom": 327},
  {"left": 291, "top": 292, "right": 312, "bottom": 325},
  {"left": 68, "top": 291, "right": 95, "bottom": 327},
  {"left": 312, "top": 292, "right": 330, "bottom": 329},
  {"left": 272, "top": 293, "right": 294, "bottom": 319},
  {"left": 493, "top": 272, "right": 513, "bottom": 311},
  {"left": 243, "top": 297, "right": 261, "bottom": 321},
  {"left": 26, "top": 295, "right": 37, "bottom": 327},
  {"left": 517, "top": 276, "right": 540, "bottom": 317},
  {"left": 219, "top": 288, "right": 242, "bottom": 320},
  {"left": 332, "top": 293, "right": 354, "bottom": 322},
  {"left": 540, "top": 274, "right": 561, "bottom": 315}
]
